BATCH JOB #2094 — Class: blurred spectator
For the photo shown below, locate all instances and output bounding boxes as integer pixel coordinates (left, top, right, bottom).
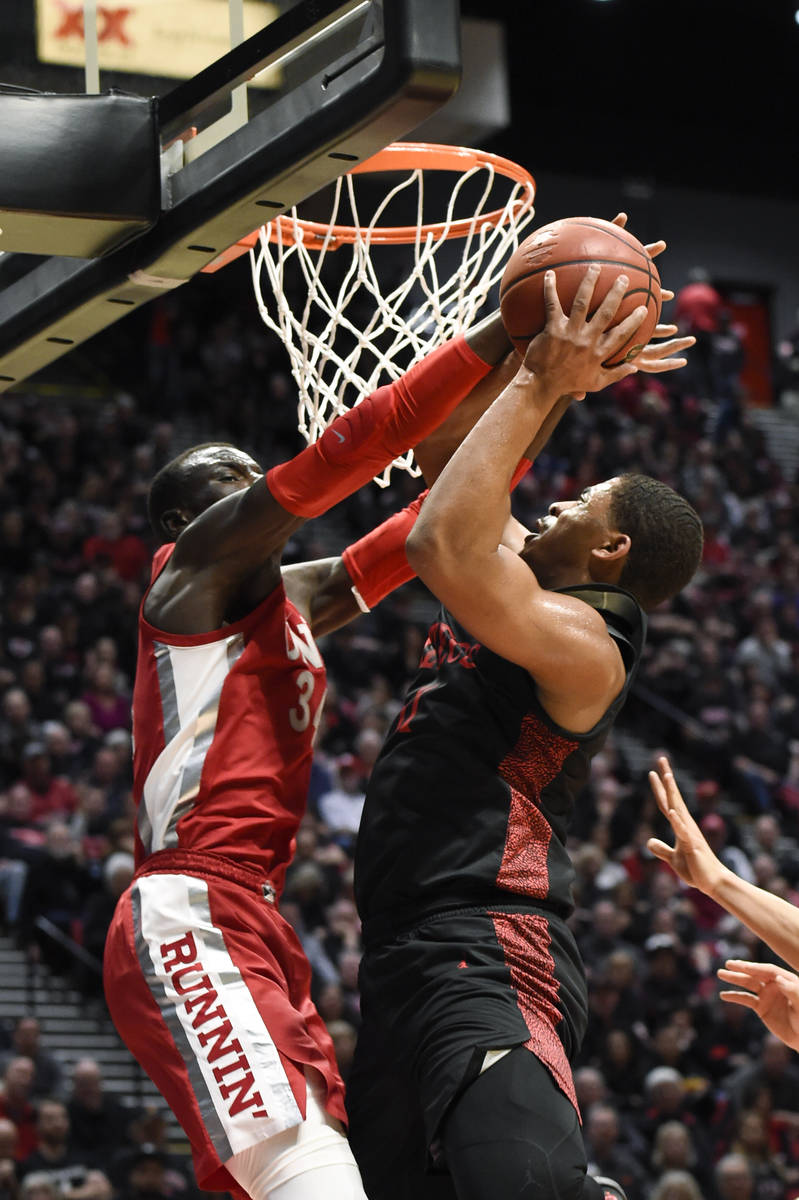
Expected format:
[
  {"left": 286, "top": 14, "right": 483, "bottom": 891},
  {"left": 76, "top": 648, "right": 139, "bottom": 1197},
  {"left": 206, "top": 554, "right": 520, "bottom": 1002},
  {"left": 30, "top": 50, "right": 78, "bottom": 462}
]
[
  {"left": 82, "top": 513, "right": 149, "bottom": 585},
  {"left": 66, "top": 1060, "right": 135, "bottom": 1157},
  {"left": 0, "top": 694, "right": 41, "bottom": 790},
  {"left": 639, "top": 935, "right": 698, "bottom": 1030},
  {"left": 14, "top": 746, "right": 78, "bottom": 827},
  {"left": 583, "top": 1104, "right": 650, "bottom": 1200},
  {"left": 0, "top": 1021, "right": 61, "bottom": 1101},
  {"left": 18, "top": 823, "right": 97, "bottom": 975},
  {"left": 20, "top": 1101, "right": 112, "bottom": 1200},
  {"left": 649, "top": 1121, "right": 710, "bottom": 1197},
  {"left": 114, "top": 1148, "right": 170, "bottom": 1200},
  {"left": 715, "top": 1152, "right": 759, "bottom": 1200},
  {"left": 0, "top": 1118, "right": 19, "bottom": 1200},
  {"left": 79, "top": 666, "right": 130, "bottom": 737},
  {"left": 18, "top": 1174, "right": 58, "bottom": 1200},
  {"left": 636, "top": 1068, "right": 707, "bottom": 1158},
  {"left": 648, "top": 1169, "right": 703, "bottom": 1200},
  {"left": 316, "top": 755, "right": 366, "bottom": 847},
  {"left": 80, "top": 854, "right": 134, "bottom": 980},
  {"left": 0, "top": 1060, "right": 37, "bottom": 1161},
  {"left": 115, "top": 1109, "right": 196, "bottom": 1200},
  {"left": 674, "top": 267, "right": 723, "bottom": 398},
  {"left": 710, "top": 311, "right": 747, "bottom": 442},
  {"left": 724, "top": 1036, "right": 799, "bottom": 1116},
  {"left": 725, "top": 1108, "right": 793, "bottom": 1200}
]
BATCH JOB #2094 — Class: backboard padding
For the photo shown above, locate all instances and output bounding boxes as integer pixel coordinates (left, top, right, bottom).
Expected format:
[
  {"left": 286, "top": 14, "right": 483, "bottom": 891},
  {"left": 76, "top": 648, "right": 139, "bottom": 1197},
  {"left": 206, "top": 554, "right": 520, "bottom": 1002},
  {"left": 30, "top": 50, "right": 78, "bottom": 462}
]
[{"left": 0, "top": 0, "right": 461, "bottom": 391}]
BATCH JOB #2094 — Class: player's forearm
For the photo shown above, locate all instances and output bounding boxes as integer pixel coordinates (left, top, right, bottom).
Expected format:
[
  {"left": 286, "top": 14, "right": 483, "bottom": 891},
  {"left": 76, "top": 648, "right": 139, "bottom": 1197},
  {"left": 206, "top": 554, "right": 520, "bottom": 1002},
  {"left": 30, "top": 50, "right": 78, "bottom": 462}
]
[
  {"left": 413, "top": 353, "right": 518, "bottom": 484},
  {"left": 266, "top": 336, "right": 492, "bottom": 519},
  {"left": 411, "top": 365, "right": 561, "bottom": 560},
  {"left": 463, "top": 309, "right": 514, "bottom": 365},
  {"left": 711, "top": 869, "right": 799, "bottom": 972},
  {"left": 414, "top": 350, "right": 574, "bottom": 485}
]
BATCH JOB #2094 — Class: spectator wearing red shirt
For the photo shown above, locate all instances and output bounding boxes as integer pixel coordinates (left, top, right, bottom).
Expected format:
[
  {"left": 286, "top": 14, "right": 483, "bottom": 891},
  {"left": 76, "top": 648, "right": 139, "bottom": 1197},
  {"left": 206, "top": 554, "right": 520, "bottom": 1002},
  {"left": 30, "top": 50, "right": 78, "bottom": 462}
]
[
  {"left": 82, "top": 513, "right": 149, "bottom": 585},
  {"left": 15, "top": 745, "right": 77, "bottom": 826},
  {"left": 675, "top": 268, "right": 724, "bottom": 399}
]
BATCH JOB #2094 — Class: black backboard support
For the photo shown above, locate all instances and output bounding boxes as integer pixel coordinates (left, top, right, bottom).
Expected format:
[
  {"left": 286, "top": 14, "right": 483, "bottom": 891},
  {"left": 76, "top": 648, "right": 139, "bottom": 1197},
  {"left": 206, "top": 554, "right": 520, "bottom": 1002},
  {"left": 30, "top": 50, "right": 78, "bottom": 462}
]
[{"left": 0, "top": 0, "right": 461, "bottom": 391}]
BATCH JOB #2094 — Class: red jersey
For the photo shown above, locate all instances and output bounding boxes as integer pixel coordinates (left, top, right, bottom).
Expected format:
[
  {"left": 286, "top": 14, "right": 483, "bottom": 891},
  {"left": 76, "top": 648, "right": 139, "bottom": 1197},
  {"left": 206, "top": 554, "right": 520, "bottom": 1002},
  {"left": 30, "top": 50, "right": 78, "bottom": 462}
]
[{"left": 132, "top": 546, "right": 326, "bottom": 890}]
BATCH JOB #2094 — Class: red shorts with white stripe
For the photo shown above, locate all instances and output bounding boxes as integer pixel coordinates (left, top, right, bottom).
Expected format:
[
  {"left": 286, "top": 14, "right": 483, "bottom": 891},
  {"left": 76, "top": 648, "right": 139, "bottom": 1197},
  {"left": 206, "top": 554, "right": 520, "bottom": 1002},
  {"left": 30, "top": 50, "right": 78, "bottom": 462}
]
[{"left": 103, "top": 850, "right": 346, "bottom": 1197}]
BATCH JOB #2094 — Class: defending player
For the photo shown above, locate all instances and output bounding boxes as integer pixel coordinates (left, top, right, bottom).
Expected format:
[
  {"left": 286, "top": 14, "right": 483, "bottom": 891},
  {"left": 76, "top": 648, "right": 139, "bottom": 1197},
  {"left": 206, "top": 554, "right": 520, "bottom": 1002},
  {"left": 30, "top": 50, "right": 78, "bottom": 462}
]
[
  {"left": 103, "top": 236, "right": 690, "bottom": 1198},
  {"left": 346, "top": 268, "right": 704, "bottom": 1200}
]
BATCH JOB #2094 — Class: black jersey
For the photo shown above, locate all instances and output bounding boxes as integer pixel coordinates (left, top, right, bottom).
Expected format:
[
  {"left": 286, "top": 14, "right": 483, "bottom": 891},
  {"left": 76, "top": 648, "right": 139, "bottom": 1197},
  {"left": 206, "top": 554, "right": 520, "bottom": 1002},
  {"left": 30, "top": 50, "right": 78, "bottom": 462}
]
[{"left": 355, "top": 584, "right": 645, "bottom": 944}]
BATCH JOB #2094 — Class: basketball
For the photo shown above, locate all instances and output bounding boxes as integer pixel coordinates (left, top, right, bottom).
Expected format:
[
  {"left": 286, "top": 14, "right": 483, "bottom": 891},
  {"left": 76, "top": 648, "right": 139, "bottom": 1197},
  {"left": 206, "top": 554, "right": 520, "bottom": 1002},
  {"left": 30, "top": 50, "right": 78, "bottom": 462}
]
[{"left": 499, "top": 216, "right": 662, "bottom": 366}]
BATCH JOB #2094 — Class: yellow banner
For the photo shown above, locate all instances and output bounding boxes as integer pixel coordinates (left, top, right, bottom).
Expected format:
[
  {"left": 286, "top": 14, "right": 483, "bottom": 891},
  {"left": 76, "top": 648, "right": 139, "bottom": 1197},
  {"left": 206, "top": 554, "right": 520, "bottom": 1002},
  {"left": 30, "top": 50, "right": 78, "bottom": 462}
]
[{"left": 36, "top": 0, "right": 281, "bottom": 87}]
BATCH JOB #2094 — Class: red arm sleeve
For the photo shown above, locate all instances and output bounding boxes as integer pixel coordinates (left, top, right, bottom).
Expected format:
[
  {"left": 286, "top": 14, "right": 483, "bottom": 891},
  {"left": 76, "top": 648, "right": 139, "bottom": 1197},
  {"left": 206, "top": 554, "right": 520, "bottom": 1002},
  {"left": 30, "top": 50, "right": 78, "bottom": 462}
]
[
  {"left": 341, "top": 456, "right": 533, "bottom": 611},
  {"left": 265, "top": 336, "right": 491, "bottom": 519}
]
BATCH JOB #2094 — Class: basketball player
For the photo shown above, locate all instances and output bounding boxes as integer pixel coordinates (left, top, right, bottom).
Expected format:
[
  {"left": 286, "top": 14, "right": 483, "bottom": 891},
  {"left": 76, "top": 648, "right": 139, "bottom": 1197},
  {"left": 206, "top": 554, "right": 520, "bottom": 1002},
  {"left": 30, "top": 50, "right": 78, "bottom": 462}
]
[
  {"left": 346, "top": 267, "right": 705, "bottom": 1200},
  {"left": 103, "top": 238, "right": 690, "bottom": 1198},
  {"left": 648, "top": 756, "right": 799, "bottom": 1053}
]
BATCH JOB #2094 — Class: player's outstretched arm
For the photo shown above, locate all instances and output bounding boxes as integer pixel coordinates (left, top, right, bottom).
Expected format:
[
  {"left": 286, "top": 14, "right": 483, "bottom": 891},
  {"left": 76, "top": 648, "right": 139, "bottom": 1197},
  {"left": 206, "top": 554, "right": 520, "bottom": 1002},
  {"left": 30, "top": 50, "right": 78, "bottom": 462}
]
[
  {"left": 264, "top": 332, "right": 498, "bottom": 522},
  {"left": 406, "top": 267, "right": 645, "bottom": 727},
  {"left": 168, "top": 317, "right": 515, "bottom": 612},
  {"left": 647, "top": 756, "right": 799, "bottom": 973},
  {"left": 717, "top": 961, "right": 799, "bottom": 1052}
]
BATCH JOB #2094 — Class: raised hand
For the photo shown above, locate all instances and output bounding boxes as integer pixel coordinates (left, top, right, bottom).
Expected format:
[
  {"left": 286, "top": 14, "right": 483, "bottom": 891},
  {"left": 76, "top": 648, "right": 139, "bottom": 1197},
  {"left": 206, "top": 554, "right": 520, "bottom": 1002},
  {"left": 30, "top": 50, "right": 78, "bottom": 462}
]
[
  {"left": 634, "top": 327, "right": 695, "bottom": 374},
  {"left": 611, "top": 211, "right": 675, "bottom": 301},
  {"left": 718, "top": 960, "right": 799, "bottom": 1051},
  {"left": 522, "top": 265, "right": 646, "bottom": 400},
  {"left": 646, "top": 755, "right": 726, "bottom": 895}
]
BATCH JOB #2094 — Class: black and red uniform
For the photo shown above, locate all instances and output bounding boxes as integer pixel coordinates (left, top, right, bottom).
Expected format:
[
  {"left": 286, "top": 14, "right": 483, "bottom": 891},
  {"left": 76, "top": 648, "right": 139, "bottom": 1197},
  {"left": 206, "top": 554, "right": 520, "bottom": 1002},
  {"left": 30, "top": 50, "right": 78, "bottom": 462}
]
[{"left": 347, "top": 584, "right": 645, "bottom": 1200}]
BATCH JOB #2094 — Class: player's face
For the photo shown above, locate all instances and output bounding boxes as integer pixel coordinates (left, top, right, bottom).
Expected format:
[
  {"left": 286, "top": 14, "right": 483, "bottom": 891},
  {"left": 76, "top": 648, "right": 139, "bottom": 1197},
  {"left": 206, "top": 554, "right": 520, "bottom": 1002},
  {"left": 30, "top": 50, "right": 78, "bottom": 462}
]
[
  {"left": 519, "top": 478, "right": 620, "bottom": 586},
  {"left": 184, "top": 446, "right": 263, "bottom": 515}
]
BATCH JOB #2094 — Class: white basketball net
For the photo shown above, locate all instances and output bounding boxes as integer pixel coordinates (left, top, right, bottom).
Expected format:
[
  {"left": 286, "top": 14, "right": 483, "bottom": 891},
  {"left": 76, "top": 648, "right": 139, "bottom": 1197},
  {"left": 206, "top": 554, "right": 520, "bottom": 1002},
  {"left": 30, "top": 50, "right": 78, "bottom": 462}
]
[{"left": 250, "top": 146, "right": 536, "bottom": 486}]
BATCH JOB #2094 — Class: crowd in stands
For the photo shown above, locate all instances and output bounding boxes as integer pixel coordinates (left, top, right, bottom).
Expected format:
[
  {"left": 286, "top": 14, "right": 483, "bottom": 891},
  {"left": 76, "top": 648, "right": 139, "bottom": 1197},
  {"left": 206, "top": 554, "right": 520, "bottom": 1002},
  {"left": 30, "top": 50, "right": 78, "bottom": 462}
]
[{"left": 1, "top": 263, "right": 799, "bottom": 1200}]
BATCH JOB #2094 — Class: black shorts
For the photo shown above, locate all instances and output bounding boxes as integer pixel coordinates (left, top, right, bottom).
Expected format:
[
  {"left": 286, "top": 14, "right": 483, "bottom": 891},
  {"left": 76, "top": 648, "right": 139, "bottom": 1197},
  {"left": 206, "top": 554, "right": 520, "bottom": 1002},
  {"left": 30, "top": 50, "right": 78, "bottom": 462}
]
[{"left": 347, "top": 905, "right": 588, "bottom": 1196}]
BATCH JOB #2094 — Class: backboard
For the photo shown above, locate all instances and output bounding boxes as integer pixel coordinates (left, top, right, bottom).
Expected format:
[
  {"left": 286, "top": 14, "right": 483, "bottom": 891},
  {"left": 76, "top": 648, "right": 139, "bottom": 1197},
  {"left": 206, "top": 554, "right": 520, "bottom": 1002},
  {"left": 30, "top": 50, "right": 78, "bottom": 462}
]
[{"left": 0, "top": 0, "right": 462, "bottom": 392}]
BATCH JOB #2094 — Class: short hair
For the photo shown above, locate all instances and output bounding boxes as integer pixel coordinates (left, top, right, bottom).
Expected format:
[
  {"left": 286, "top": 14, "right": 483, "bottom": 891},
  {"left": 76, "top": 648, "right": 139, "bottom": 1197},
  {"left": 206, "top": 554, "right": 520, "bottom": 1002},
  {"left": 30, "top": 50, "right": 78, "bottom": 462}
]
[
  {"left": 609, "top": 474, "right": 703, "bottom": 611},
  {"left": 146, "top": 442, "right": 234, "bottom": 540}
]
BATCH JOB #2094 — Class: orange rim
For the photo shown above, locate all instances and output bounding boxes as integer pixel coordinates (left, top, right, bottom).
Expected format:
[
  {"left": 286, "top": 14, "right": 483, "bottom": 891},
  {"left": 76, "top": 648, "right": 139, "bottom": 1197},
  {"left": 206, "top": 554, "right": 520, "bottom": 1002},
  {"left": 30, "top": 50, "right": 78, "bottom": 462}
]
[{"left": 203, "top": 141, "right": 535, "bottom": 270}]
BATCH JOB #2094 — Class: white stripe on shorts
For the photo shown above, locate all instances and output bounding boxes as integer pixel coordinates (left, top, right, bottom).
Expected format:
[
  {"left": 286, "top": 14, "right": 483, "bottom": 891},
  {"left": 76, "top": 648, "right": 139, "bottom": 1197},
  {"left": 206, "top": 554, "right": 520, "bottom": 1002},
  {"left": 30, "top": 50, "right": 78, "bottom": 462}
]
[{"left": 133, "top": 873, "right": 303, "bottom": 1158}]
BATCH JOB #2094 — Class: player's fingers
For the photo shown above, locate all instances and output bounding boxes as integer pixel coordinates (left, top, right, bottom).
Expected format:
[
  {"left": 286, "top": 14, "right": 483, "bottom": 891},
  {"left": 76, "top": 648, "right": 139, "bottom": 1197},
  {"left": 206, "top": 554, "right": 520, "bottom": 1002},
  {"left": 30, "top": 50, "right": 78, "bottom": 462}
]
[
  {"left": 724, "top": 960, "right": 792, "bottom": 982},
  {"left": 649, "top": 769, "right": 669, "bottom": 813},
  {"left": 568, "top": 264, "right": 603, "bottom": 326},
  {"left": 645, "top": 239, "right": 667, "bottom": 258},
  {"left": 588, "top": 274, "right": 633, "bottom": 333},
  {"left": 659, "top": 757, "right": 687, "bottom": 811},
  {"left": 611, "top": 212, "right": 628, "bottom": 228},
  {"left": 637, "top": 356, "right": 688, "bottom": 374},
  {"left": 661, "top": 288, "right": 675, "bottom": 302},
  {"left": 542, "top": 270, "right": 565, "bottom": 321},
  {"left": 718, "top": 968, "right": 761, "bottom": 988},
  {"left": 645, "top": 837, "right": 673, "bottom": 862},
  {"left": 642, "top": 335, "right": 694, "bottom": 356},
  {"left": 600, "top": 363, "right": 639, "bottom": 387},
  {"left": 652, "top": 323, "right": 679, "bottom": 338},
  {"left": 777, "top": 977, "right": 799, "bottom": 1001},
  {"left": 601, "top": 304, "right": 648, "bottom": 355},
  {"left": 719, "top": 990, "right": 760, "bottom": 1011}
]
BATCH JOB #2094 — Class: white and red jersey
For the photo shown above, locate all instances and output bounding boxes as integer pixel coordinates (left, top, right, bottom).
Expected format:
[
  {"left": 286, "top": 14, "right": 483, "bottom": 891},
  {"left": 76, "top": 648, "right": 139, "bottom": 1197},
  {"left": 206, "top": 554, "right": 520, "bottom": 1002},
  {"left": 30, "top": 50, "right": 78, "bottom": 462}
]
[{"left": 132, "top": 545, "right": 327, "bottom": 890}]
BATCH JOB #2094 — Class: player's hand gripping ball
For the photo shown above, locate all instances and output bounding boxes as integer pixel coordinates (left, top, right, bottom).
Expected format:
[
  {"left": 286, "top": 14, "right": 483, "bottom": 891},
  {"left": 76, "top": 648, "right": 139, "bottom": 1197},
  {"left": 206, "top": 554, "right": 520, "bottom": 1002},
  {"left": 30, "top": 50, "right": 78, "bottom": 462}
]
[{"left": 500, "top": 216, "right": 662, "bottom": 366}]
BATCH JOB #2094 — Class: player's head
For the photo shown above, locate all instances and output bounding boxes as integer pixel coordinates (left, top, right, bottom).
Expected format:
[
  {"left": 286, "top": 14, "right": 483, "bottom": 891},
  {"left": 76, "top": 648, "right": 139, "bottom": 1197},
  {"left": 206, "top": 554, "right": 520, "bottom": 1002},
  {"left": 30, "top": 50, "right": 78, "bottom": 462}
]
[
  {"left": 521, "top": 473, "right": 703, "bottom": 611},
  {"left": 147, "top": 443, "right": 263, "bottom": 541}
]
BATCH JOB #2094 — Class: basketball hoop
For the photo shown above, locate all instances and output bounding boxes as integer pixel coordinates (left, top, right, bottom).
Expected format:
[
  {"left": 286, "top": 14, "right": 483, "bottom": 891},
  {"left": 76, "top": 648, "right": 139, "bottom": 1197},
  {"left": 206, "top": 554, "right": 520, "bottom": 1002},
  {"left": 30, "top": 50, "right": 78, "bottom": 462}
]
[{"left": 210, "top": 142, "right": 536, "bottom": 485}]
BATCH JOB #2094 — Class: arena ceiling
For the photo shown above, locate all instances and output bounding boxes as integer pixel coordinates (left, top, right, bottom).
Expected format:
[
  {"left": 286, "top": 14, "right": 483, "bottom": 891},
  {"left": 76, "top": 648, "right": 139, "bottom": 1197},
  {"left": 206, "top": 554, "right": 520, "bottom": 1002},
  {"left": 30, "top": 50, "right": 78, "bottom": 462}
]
[{"left": 461, "top": 0, "right": 799, "bottom": 203}]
